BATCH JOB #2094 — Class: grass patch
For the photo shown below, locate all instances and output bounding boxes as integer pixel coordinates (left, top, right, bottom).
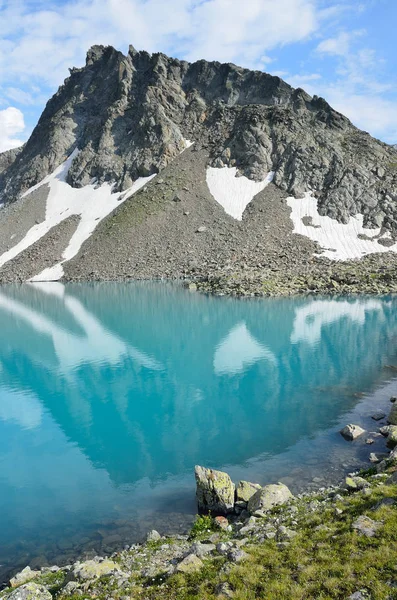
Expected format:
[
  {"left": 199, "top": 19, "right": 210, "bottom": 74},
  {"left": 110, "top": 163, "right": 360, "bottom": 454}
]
[{"left": 130, "top": 484, "right": 397, "bottom": 599}]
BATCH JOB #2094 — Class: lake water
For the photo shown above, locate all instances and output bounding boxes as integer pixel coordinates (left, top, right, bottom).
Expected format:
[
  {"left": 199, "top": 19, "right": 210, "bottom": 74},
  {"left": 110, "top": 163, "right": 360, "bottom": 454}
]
[{"left": 0, "top": 282, "right": 396, "bottom": 582}]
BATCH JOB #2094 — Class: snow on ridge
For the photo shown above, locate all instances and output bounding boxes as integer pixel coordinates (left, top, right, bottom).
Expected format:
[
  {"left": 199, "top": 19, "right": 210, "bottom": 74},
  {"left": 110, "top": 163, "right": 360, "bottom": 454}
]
[
  {"left": 0, "top": 151, "right": 155, "bottom": 281},
  {"left": 206, "top": 166, "right": 274, "bottom": 220},
  {"left": 287, "top": 193, "right": 397, "bottom": 260}
]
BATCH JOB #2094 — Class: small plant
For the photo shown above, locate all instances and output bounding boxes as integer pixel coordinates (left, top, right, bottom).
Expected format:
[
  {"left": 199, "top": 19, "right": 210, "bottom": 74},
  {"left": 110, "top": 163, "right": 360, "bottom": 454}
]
[{"left": 189, "top": 514, "right": 215, "bottom": 539}]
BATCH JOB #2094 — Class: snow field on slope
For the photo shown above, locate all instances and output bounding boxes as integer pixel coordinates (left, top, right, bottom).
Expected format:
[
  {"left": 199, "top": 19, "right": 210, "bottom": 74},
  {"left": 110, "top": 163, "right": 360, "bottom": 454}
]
[
  {"left": 206, "top": 166, "right": 275, "bottom": 220},
  {"left": 287, "top": 193, "right": 397, "bottom": 260},
  {"left": 0, "top": 139, "right": 197, "bottom": 281}
]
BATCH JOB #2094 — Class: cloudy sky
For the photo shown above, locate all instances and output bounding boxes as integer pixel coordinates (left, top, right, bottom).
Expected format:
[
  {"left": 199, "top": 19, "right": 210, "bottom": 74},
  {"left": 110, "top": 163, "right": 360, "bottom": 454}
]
[{"left": 0, "top": 0, "right": 396, "bottom": 152}]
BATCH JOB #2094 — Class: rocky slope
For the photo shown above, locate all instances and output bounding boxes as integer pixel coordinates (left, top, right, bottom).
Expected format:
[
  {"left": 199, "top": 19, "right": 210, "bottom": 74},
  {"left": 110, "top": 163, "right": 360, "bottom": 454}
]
[{"left": 0, "top": 45, "right": 397, "bottom": 287}]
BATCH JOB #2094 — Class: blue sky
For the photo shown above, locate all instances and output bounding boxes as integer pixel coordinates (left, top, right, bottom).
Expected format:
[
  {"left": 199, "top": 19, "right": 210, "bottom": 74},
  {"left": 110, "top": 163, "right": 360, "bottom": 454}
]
[{"left": 0, "top": 0, "right": 396, "bottom": 152}]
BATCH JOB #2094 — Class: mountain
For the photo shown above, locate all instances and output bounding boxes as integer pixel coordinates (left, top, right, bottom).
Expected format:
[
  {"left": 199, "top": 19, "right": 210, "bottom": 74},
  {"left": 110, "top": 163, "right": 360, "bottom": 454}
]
[{"left": 0, "top": 44, "right": 396, "bottom": 291}]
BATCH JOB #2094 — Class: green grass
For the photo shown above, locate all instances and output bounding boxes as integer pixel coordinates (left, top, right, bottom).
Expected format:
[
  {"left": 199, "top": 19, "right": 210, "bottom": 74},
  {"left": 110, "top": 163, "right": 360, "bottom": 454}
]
[
  {"left": 133, "top": 484, "right": 397, "bottom": 600},
  {"left": 189, "top": 515, "right": 217, "bottom": 540}
]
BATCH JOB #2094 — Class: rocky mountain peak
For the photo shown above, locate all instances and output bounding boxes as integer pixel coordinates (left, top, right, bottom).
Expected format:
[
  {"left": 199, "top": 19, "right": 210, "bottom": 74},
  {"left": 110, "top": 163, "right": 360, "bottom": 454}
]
[{"left": 0, "top": 45, "right": 396, "bottom": 232}]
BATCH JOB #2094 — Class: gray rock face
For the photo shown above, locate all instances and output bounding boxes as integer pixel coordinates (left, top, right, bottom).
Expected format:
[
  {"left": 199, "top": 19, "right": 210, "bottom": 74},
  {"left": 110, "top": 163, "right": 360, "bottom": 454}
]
[
  {"left": 1, "top": 44, "right": 396, "bottom": 237},
  {"left": 195, "top": 465, "right": 235, "bottom": 514},
  {"left": 247, "top": 483, "right": 293, "bottom": 514}
]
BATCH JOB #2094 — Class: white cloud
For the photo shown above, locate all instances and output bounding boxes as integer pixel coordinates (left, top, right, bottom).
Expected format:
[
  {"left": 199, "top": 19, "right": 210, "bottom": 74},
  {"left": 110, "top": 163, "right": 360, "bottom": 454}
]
[
  {"left": 316, "top": 29, "right": 365, "bottom": 57},
  {"left": 325, "top": 89, "right": 397, "bottom": 142},
  {"left": 0, "top": 0, "right": 319, "bottom": 89},
  {"left": 0, "top": 107, "right": 25, "bottom": 152},
  {"left": 316, "top": 31, "right": 352, "bottom": 56}
]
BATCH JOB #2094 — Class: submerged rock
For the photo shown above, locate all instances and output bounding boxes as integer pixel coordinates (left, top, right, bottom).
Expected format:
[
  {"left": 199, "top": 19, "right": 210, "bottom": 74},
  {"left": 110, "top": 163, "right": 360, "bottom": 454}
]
[
  {"left": 340, "top": 424, "right": 366, "bottom": 440},
  {"left": 247, "top": 483, "right": 293, "bottom": 514},
  {"left": 195, "top": 466, "right": 235, "bottom": 514},
  {"left": 371, "top": 411, "right": 386, "bottom": 421}
]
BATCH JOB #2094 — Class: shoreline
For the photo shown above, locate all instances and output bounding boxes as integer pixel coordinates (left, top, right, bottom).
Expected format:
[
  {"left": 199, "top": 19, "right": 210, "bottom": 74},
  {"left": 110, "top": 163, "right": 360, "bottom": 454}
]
[
  {"left": 1, "top": 400, "right": 396, "bottom": 595},
  {"left": 1, "top": 441, "right": 396, "bottom": 599}
]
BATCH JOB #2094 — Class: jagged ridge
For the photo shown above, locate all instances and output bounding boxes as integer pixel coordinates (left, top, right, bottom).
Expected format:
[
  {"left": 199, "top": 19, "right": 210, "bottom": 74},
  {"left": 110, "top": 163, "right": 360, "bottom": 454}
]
[{"left": 1, "top": 44, "right": 396, "bottom": 231}]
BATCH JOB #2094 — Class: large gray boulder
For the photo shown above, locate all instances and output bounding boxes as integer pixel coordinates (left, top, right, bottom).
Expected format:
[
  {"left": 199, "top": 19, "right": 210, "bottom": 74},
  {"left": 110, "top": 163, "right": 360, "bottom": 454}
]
[
  {"left": 10, "top": 567, "right": 39, "bottom": 588},
  {"left": 340, "top": 424, "right": 366, "bottom": 440},
  {"left": 5, "top": 583, "right": 51, "bottom": 600},
  {"left": 247, "top": 483, "right": 293, "bottom": 514},
  {"left": 195, "top": 465, "right": 235, "bottom": 514},
  {"left": 236, "top": 481, "right": 262, "bottom": 504}
]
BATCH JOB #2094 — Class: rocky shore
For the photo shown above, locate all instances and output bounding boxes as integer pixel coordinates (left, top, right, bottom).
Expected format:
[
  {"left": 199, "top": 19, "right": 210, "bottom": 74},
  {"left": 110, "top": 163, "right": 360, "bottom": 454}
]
[
  {"left": 2, "top": 402, "right": 397, "bottom": 600},
  {"left": 192, "top": 253, "right": 397, "bottom": 298}
]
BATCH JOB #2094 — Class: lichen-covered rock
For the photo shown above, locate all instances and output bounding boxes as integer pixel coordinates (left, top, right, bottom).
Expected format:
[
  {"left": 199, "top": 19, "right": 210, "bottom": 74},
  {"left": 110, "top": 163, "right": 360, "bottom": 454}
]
[
  {"left": 386, "top": 425, "right": 397, "bottom": 448},
  {"left": 195, "top": 465, "right": 235, "bottom": 514},
  {"left": 340, "top": 424, "right": 366, "bottom": 440},
  {"left": 387, "top": 404, "right": 397, "bottom": 425},
  {"left": 10, "top": 567, "right": 39, "bottom": 588},
  {"left": 236, "top": 481, "right": 262, "bottom": 504},
  {"left": 175, "top": 554, "right": 203, "bottom": 574},
  {"left": 345, "top": 476, "right": 369, "bottom": 491},
  {"left": 352, "top": 515, "right": 382, "bottom": 537},
  {"left": 247, "top": 483, "right": 293, "bottom": 514},
  {"left": 5, "top": 583, "right": 51, "bottom": 600},
  {"left": 71, "top": 559, "right": 120, "bottom": 581},
  {"left": 146, "top": 530, "right": 161, "bottom": 542}
]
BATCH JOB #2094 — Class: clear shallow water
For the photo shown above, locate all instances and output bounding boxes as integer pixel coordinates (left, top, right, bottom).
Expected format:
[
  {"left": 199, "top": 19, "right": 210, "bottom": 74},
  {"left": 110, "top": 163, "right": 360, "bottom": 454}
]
[{"left": 0, "top": 283, "right": 396, "bottom": 580}]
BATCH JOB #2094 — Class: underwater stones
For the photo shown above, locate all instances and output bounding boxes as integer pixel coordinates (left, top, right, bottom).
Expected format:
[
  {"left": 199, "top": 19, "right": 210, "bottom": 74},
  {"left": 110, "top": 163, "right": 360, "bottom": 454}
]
[
  {"left": 236, "top": 481, "right": 262, "bottom": 504},
  {"left": 247, "top": 483, "right": 293, "bottom": 515},
  {"left": 10, "top": 567, "right": 39, "bottom": 588},
  {"left": 387, "top": 403, "right": 397, "bottom": 425},
  {"left": 371, "top": 411, "right": 386, "bottom": 421},
  {"left": 369, "top": 452, "right": 389, "bottom": 463},
  {"left": 6, "top": 584, "right": 52, "bottom": 600},
  {"left": 195, "top": 466, "right": 235, "bottom": 514},
  {"left": 340, "top": 424, "right": 366, "bottom": 440}
]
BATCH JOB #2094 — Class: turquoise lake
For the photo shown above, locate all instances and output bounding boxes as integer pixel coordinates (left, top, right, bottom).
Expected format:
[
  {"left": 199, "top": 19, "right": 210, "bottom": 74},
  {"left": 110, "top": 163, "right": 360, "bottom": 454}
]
[{"left": 0, "top": 282, "right": 396, "bottom": 581}]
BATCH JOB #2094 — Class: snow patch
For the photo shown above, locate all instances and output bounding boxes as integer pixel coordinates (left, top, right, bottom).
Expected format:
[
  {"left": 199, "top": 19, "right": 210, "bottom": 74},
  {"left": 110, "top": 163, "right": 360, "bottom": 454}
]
[
  {"left": 0, "top": 150, "right": 155, "bottom": 281},
  {"left": 287, "top": 193, "right": 397, "bottom": 260},
  {"left": 206, "top": 167, "right": 274, "bottom": 220}
]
